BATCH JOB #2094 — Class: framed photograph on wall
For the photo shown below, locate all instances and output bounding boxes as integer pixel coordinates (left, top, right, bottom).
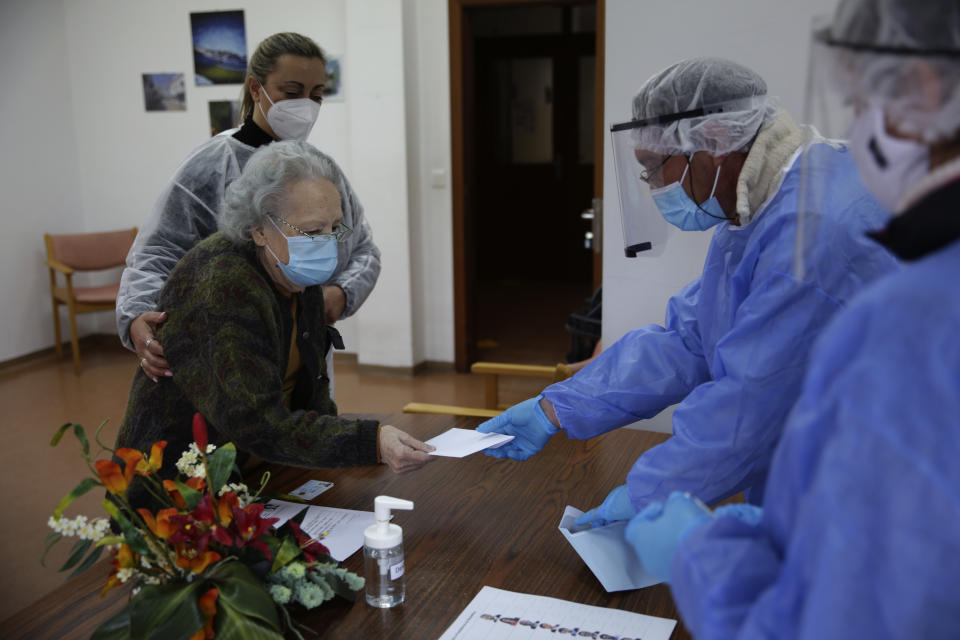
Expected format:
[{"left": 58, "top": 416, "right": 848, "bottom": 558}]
[
  {"left": 208, "top": 100, "right": 241, "bottom": 136},
  {"left": 142, "top": 73, "right": 186, "bottom": 111},
  {"left": 323, "top": 56, "right": 344, "bottom": 102},
  {"left": 190, "top": 10, "right": 247, "bottom": 85}
]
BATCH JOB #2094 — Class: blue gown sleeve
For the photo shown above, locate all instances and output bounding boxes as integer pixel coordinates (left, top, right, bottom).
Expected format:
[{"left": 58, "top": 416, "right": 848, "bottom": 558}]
[
  {"left": 623, "top": 268, "right": 845, "bottom": 509},
  {"left": 670, "top": 281, "right": 960, "bottom": 639},
  {"left": 543, "top": 278, "right": 711, "bottom": 438}
]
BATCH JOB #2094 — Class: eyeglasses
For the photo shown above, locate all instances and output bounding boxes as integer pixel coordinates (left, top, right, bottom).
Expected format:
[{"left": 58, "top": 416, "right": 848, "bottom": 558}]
[
  {"left": 269, "top": 214, "right": 353, "bottom": 243},
  {"left": 638, "top": 155, "right": 672, "bottom": 187}
]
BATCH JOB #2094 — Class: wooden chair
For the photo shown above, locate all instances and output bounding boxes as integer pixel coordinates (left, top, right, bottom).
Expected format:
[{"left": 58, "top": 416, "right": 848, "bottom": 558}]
[
  {"left": 401, "top": 361, "right": 573, "bottom": 417},
  {"left": 45, "top": 227, "right": 137, "bottom": 374}
]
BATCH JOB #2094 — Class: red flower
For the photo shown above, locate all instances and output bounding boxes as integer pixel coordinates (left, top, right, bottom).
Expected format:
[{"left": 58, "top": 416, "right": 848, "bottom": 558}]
[
  {"left": 287, "top": 519, "right": 331, "bottom": 563},
  {"left": 168, "top": 494, "right": 219, "bottom": 552},
  {"left": 192, "top": 413, "right": 208, "bottom": 452}
]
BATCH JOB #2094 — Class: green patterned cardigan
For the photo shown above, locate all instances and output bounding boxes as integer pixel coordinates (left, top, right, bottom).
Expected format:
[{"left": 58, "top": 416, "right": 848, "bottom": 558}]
[{"left": 115, "top": 233, "right": 380, "bottom": 484}]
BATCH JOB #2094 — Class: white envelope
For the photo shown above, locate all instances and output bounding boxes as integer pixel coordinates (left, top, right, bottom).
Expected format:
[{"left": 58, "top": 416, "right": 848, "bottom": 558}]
[{"left": 558, "top": 506, "right": 661, "bottom": 592}]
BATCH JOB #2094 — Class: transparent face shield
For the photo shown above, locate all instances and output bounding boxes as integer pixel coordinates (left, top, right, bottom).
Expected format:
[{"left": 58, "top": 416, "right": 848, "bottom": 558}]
[
  {"left": 610, "top": 120, "right": 671, "bottom": 257},
  {"left": 792, "top": 20, "right": 864, "bottom": 282},
  {"left": 610, "top": 96, "right": 768, "bottom": 257}
]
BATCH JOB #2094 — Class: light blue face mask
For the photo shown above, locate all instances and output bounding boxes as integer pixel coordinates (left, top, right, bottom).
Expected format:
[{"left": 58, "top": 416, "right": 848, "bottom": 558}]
[
  {"left": 265, "top": 217, "right": 339, "bottom": 287},
  {"left": 650, "top": 160, "right": 728, "bottom": 231}
]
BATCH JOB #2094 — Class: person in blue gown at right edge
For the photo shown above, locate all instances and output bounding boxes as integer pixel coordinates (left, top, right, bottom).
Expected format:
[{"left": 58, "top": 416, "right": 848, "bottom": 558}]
[
  {"left": 624, "top": 1, "right": 960, "bottom": 637},
  {"left": 477, "top": 57, "right": 899, "bottom": 524}
]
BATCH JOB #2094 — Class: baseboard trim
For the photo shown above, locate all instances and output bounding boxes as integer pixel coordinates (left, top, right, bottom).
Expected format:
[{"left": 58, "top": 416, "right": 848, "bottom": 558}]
[
  {"left": 0, "top": 334, "right": 124, "bottom": 376},
  {"left": 332, "top": 352, "right": 455, "bottom": 378}
]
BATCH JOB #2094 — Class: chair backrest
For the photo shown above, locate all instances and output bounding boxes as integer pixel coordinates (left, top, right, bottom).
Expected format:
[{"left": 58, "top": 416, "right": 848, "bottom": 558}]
[{"left": 45, "top": 227, "right": 138, "bottom": 271}]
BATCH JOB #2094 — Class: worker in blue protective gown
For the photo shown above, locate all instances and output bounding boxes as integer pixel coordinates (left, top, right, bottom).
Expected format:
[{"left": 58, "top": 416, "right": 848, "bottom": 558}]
[
  {"left": 477, "top": 57, "right": 899, "bottom": 526},
  {"left": 625, "top": 1, "right": 960, "bottom": 637}
]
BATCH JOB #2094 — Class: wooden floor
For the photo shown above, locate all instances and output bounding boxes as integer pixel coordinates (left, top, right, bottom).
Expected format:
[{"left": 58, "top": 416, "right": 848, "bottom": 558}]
[{"left": 0, "top": 335, "right": 561, "bottom": 621}]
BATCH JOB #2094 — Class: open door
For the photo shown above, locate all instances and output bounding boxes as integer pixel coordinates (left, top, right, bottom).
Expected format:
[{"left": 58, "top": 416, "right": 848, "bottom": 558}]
[{"left": 450, "top": 0, "right": 604, "bottom": 371}]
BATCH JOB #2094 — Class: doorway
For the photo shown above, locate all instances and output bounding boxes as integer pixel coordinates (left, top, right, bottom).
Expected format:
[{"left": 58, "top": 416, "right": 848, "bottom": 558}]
[{"left": 450, "top": 0, "right": 604, "bottom": 371}]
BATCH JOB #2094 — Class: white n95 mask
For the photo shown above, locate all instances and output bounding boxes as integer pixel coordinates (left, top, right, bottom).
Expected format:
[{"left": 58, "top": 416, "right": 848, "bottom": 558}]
[
  {"left": 258, "top": 87, "right": 321, "bottom": 142},
  {"left": 848, "top": 107, "right": 929, "bottom": 215}
]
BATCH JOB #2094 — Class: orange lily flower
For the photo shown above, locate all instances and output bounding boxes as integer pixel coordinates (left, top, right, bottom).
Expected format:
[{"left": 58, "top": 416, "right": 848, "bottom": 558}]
[
  {"left": 175, "top": 547, "right": 221, "bottom": 574},
  {"left": 188, "top": 587, "right": 219, "bottom": 640},
  {"left": 216, "top": 491, "right": 239, "bottom": 526},
  {"left": 134, "top": 441, "right": 167, "bottom": 476},
  {"left": 137, "top": 507, "right": 179, "bottom": 540},
  {"left": 95, "top": 460, "right": 130, "bottom": 495}
]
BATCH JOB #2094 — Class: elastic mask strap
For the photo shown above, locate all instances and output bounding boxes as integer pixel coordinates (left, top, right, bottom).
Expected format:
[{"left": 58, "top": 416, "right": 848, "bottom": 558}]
[
  {"left": 691, "top": 158, "right": 728, "bottom": 220},
  {"left": 256, "top": 80, "right": 275, "bottom": 120},
  {"left": 264, "top": 217, "right": 288, "bottom": 266}
]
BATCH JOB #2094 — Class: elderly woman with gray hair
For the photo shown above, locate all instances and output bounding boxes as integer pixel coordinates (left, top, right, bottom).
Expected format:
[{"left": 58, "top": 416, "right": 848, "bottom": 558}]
[{"left": 115, "top": 141, "right": 434, "bottom": 490}]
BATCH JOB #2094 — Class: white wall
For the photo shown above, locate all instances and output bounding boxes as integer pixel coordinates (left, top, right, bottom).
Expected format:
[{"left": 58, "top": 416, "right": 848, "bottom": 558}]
[
  {"left": 602, "top": 0, "right": 837, "bottom": 431},
  {"left": 0, "top": 0, "right": 82, "bottom": 361},
  {"left": 403, "top": 0, "right": 455, "bottom": 365},
  {"left": 344, "top": 0, "right": 415, "bottom": 367},
  {"left": 0, "top": 0, "right": 447, "bottom": 368}
]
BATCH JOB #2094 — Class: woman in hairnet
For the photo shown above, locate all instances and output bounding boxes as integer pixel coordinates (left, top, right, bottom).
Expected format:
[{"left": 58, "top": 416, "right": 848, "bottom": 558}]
[
  {"left": 478, "top": 57, "right": 899, "bottom": 524},
  {"left": 118, "top": 32, "right": 380, "bottom": 382},
  {"left": 117, "top": 141, "right": 432, "bottom": 511},
  {"left": 625, "top": 1, "right": 960, "bottom": 637}
]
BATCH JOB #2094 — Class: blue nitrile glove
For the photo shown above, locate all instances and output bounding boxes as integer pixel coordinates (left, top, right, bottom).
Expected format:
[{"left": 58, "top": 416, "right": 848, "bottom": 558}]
[
  {"left": 713, "top": 503, "right": 764, "bottom": 526},
  {"left": 574, "top": 484, "right": 636, "bottom": 528},
  {"left": 476, "top": 395, "right": 559, "bottom": 461},
  {"left": 624, "top": 491, "right": 713, "bottom": 583}
]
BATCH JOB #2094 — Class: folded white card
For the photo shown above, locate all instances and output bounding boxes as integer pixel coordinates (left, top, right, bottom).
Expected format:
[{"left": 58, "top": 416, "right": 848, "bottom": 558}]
[
  {"left": 558, "top": 506, "right": 661, "bottom": 592},
  {"left": 425, "top": 427, "right": 514, "bottom": 458}
]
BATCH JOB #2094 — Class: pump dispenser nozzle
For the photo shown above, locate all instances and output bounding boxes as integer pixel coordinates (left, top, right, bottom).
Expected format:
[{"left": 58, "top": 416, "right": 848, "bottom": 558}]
[{"left": 364, "top": 496, "right": 414, "bottom": 550}]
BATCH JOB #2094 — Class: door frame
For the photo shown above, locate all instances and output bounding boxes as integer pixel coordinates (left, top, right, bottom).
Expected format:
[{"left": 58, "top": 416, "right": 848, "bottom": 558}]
[{"left": 449, "top": 0, "right": 605, "bottom": 372}]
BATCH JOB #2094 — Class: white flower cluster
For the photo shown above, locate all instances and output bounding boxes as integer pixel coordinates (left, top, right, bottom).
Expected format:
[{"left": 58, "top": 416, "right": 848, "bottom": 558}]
[
  {"left": 175, "top": 442, "right": 217, "bottom": 478},
  {"left": 218, "top": 482, "right": 252, "bottom": 506},
  {"left": 47, "top": 515, "right": 111, "bottom": 541}
]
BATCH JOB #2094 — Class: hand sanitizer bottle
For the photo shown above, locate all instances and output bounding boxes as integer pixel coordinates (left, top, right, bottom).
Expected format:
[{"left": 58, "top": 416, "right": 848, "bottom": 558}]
[{"left": 363, "top": 496, "right": 413, "bottom": 608}]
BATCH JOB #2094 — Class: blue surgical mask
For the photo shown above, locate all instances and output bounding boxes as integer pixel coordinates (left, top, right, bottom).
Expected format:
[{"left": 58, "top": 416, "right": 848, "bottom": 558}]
[
  {"left": 650, "top": 162, "right": 727, "bottom": 231},
  {"left": 265, "top": 217, "right": 339, "bottom": 287}
]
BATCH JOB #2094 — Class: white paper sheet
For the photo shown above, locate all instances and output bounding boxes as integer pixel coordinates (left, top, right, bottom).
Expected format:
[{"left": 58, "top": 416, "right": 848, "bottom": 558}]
[
  {"left": 262, "top": 499, "right": 309, "bottom": 529},
  {"left": 559, "top": 506, "right": 661, "bottom": 592},
  {"left": 298, "top": 505, "right": 375, "bottom": 562},
  {"left": 425, "top": 428, "right": 515, "bottom": 458},
  {"left": 438, "top": 586, "right": 676, "bottom": 640}
]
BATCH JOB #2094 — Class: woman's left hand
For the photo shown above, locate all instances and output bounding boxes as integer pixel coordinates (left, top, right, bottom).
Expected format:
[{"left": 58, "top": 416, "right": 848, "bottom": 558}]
[{"left": 378, "top": 425, "right": 435, "bottom": 474}]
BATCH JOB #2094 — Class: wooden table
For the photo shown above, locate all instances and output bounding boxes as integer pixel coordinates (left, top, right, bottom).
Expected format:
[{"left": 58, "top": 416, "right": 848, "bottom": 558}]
[{"left": 5, "top": 414, "right": 690, "bottom": 639}]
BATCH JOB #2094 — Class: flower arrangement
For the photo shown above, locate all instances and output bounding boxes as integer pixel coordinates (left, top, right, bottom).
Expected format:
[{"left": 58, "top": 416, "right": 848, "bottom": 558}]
[{"left": 43, "top": 414, "right": 364, "bottom": 640}]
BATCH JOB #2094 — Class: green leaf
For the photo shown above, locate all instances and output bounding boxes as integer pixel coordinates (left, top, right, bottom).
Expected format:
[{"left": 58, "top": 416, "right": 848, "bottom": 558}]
[
  {"left": 50, "top": 422, "right": 74, "bottom": 447},
  {"left": 130, "top": 581, "right": 205, "bottom": 640},
  {"left": 175, "top": 479, "right": 203, "bottom": 511},
  {"left": 102, "top": 498, "right": 137, "bottom": 537},
  {"left": 53, "top": 477, "right": 100, "bottom": 519},
  {"left": 208, "top": 561, "right": 282, "bottom": 631},
  {"left": 124, "top": 529, "right": 151, "bottom": 556},
  {"left": 69, "top": 544, "right": 104, "bottom": 578},
  {"left": 60, "top": 538, "right": 93, "bottom": 572},
  {"left": 207, "top": 443, "right": 237, "bottom": 495},
  {"left": 214, "top": 610, "right": 285, "bottom": 640},
  {"left": 73, "top": 423, "right": 90, "bottom": 457},
  {"left": 90, "top": 602, "right": 132, "bottom": 640},
  {"left": 40, "top": 531, "right": 62, "bottom": 567},
  {"left": 269, "top": 536, "right": 302, "bottom": 574}
]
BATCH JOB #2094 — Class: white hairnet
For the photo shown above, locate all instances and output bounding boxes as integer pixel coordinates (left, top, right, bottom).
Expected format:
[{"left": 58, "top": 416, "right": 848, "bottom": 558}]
[
  {"left": 630, "top": 57, "right": 779, "bottom": 156},
  {"left": 820, "top": 0, "right": 960, "bottom": 143}
]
